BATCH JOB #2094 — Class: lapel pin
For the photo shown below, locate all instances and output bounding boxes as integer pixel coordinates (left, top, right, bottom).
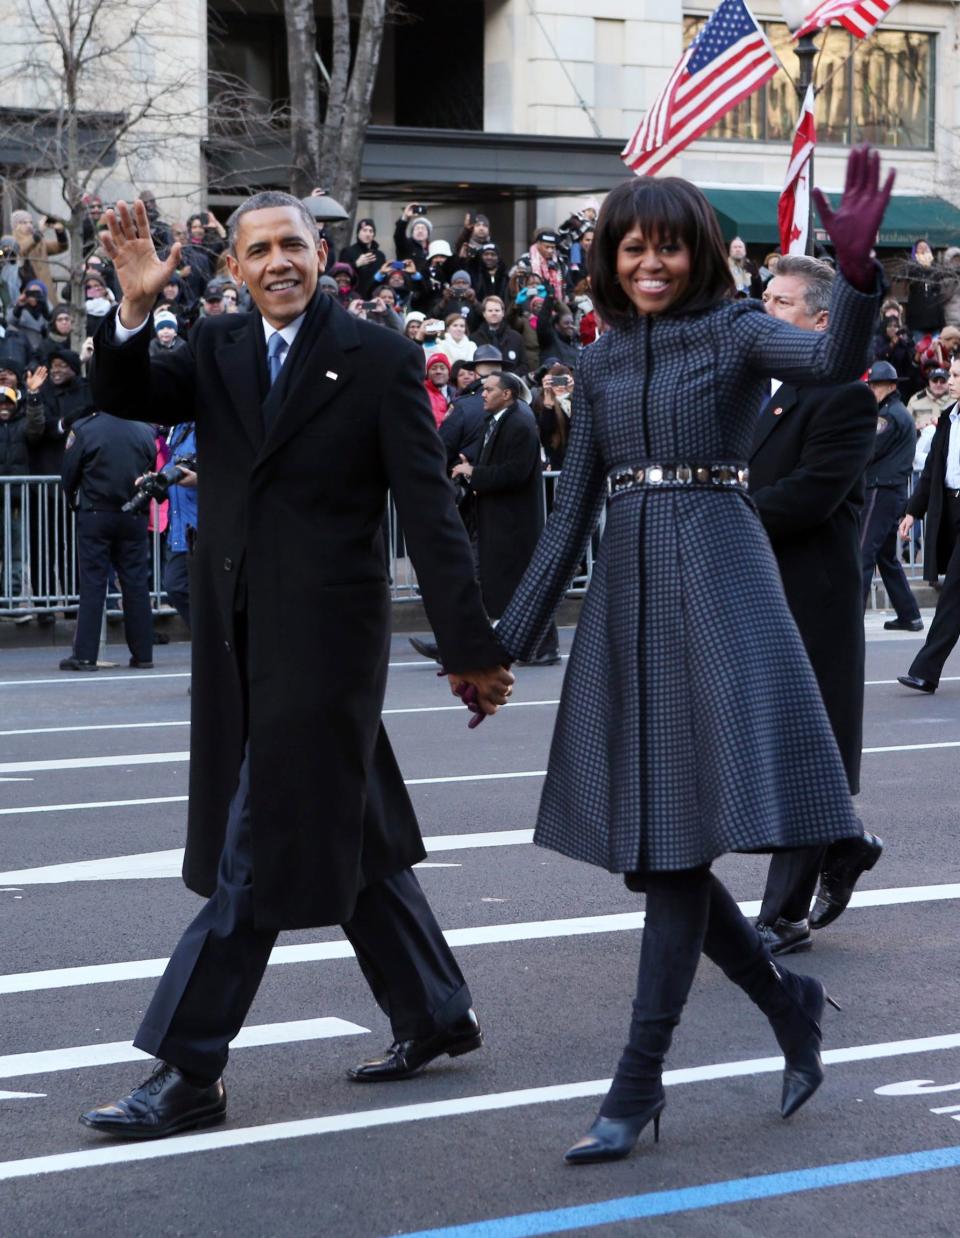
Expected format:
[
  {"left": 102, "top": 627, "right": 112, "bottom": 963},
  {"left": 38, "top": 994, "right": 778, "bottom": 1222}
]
[
  {"left": 772, "top": 407, "right": 783, "bottom": 416},
  {"left": 325, "top": 370, "right": 338, "bottom": 381}
]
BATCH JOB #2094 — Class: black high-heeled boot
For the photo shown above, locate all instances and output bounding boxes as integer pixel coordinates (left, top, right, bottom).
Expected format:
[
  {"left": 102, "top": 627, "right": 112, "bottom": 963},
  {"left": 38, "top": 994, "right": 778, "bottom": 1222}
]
[
  {"left": 565, "top": 868, "right": 713, "bottom": 1165},
  {"left": 701, "top": 874, "right": 840, "bottom": 1118}
]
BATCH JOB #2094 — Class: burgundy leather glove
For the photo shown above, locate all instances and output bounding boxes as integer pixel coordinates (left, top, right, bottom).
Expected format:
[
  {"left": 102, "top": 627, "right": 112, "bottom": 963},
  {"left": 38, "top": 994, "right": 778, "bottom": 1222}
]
[
  {"left": 812, "top": 145, "right": 895, "bottom": 293},
  {"left": 441, "top": 672, "right": 486, "bottom": 728}
]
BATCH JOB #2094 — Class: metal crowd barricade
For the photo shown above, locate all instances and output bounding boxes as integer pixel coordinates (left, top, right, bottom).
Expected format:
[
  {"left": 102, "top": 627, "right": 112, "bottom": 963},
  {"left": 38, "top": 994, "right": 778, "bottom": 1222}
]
[
  {"left": 384, "top": 470, "right": 600, "bottom": 602},
  {"left": 0, "top": 475, "right": 167, "bottom": 618}
]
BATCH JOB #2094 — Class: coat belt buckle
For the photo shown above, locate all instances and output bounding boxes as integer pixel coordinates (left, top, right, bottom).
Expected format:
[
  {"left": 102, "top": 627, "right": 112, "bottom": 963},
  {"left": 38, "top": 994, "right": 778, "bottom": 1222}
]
[{"left": 676, "top": 465, "right": 692, "bottom": 484}]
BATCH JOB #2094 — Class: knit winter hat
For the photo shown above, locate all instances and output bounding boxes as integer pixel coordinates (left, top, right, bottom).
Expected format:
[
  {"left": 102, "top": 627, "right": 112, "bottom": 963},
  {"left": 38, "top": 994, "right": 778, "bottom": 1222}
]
[
  {"left": 425, "top": 352, "right": 451, "bottom": 374},
  {"left": 406, "top": 216, "right": 434, "bottom": 241},
  {"left": 154, "top": 312, "right": 178, "bottom": 331},
  {"left": 51, "top": 347, "right": 82, "bottom": 375},
  {"left": 450, "top": 270, "right": 472, "bottom": 286},
  {"left": 428, "top": 240, "right": 452, "bottom": 260}
]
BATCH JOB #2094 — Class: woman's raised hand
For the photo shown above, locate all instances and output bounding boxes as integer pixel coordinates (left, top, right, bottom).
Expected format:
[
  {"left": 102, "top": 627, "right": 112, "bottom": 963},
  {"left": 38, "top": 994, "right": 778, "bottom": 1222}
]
[
  {"left": 100, "top": 200, "right": 182, "bottom": 326},
  {"left": 812, "top": 145, "right": 894, "bottom": 293}
]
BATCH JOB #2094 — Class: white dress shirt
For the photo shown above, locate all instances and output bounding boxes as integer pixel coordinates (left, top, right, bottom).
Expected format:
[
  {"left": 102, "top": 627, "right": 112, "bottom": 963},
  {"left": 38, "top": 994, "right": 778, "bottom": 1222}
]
[{"left": 946, "top": 404, "right": 960, "bottom": 490}]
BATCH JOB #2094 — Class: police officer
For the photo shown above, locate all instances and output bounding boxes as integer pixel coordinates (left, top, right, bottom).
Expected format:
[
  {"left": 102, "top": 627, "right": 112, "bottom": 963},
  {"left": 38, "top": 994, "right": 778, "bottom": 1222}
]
[
  {"left": 59, "top": 411, "right": 156, "bottom": 670},
  {"left": 860, "top": 360, "right": 924, "bottom": 632}
]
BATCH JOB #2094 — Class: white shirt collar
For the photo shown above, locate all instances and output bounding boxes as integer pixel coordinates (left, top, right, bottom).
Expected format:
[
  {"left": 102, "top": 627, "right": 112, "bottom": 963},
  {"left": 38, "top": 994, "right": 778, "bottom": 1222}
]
[{"left": 262, "top": 311, "right": 306, "bottom": 350}]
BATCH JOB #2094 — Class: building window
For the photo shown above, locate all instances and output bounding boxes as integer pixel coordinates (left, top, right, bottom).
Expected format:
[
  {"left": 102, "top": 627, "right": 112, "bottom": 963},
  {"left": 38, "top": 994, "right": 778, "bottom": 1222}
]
[{"left": 681, "top": 18, "right": 934, "bottom": 149}]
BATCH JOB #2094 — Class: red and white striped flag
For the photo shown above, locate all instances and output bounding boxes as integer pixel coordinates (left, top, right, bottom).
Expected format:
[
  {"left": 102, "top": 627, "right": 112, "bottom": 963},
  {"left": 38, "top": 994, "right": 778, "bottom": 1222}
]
[
  {"left": 621, "top": 0, "right": 781, "bottom": 178},
  {"left": 778, "top": 85, "right": 816, "bottom": 255},
  {"left": 794, "top": 0, "right": 900, "bottom": 40}
]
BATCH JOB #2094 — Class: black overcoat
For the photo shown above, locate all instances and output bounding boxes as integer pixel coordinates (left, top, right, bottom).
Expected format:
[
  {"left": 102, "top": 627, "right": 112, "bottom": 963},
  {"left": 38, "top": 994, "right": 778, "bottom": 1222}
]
[
  {"left": 91, "top": 293, "right": 504, "bottom": 930},
  {"left": 749, "top": 382, "right": 877, "bottom": 793},
  {"left": 469, "top": 402, "right": 544, "bottom": 618},
  {"left": 907, "top": 402, "right": 957, "bottom": 582}
]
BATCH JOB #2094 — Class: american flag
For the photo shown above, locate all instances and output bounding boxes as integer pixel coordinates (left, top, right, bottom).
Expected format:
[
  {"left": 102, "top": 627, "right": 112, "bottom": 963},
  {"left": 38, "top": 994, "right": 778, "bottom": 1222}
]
[
  {"left": 794, "top": 0, "right": 900, "bottom": 40},
  {"left": 621, "top": 0, "right": 781, "bottom": 177}
]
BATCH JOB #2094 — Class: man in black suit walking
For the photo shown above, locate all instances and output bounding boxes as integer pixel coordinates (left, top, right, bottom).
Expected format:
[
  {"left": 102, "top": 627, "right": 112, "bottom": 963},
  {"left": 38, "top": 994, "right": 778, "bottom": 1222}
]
[
  {"left": 898, "top": 355, "right": 960, "bottom": 693},
  {"left": 451, "top": 372, "right": 560, "bottom": 666},
  {"left": 78, "top": 194, "right": 514, "bottom": 1140},
  {"left": 751, "top": 255, "right": 883, "bottom": 954}
]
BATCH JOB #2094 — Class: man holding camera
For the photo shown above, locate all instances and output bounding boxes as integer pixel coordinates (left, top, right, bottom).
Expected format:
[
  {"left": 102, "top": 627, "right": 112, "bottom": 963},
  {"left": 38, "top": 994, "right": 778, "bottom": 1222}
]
[{"left": 58, "top": 408, "right": 156, "bottom": 671}]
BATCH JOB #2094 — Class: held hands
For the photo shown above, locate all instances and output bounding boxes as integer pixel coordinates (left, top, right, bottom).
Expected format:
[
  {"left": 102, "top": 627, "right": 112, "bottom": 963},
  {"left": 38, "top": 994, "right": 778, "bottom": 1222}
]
[
  {"left": 812, "top": 145, "right": 894, "bottom": 293},
  {"left": 446, "top": 665, "right": 516, "bottom": 728},
  {"left": 100, "top": 200, "right": 182, "bottom": 327},
  {"left": 451, "top": 454, "right": 473, "bottom": 481}
]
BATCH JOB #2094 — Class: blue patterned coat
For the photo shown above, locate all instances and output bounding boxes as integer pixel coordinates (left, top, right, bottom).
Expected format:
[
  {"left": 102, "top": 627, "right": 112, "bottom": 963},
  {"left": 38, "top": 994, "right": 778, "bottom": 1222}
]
[{"left": 495, "top": 277, "right": 878, "bottom": 875}]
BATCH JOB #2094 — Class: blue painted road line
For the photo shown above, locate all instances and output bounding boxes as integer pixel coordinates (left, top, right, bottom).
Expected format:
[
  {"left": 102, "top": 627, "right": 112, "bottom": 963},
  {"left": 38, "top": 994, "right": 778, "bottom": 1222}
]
[{"left": 395, "top": 1144, "right": 960, "bottom": 1237}]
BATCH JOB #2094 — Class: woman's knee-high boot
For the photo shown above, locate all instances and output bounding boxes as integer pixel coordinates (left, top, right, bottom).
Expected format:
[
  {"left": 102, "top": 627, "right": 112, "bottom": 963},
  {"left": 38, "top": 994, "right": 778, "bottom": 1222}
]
[
  {"left": 565, "top": 868, "right": 712, "bottom": 1164},
  {"left": 701, "top": 874, "right": 839, "bottom": 1118}
]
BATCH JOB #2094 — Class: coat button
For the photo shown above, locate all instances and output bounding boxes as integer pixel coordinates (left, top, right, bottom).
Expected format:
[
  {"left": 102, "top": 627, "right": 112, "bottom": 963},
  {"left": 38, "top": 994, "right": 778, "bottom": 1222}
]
[
  {"left": 223, "top": 557, "right": 233, "bottom": 571},
  {"left": 224, "top": 640, "right": 232, "bottom": 653}
]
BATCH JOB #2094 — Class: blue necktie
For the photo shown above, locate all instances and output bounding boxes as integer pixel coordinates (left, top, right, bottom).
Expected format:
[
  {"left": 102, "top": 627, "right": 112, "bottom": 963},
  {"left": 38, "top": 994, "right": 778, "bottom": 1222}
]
[{"left": 267, "top": 332, "right": 287, "bottom": 386}]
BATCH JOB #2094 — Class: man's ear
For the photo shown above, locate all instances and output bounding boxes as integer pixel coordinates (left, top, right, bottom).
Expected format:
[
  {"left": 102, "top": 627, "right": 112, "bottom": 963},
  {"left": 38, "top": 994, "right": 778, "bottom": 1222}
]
[
  {"left": 224, "top": 252, "right": 242, "bottom": 286},
  {"left": 317, "top": 239, "right": 329, "bottom": 274},
  {"left": 814, "top": 310, "right": 829, "bottom": 333}
]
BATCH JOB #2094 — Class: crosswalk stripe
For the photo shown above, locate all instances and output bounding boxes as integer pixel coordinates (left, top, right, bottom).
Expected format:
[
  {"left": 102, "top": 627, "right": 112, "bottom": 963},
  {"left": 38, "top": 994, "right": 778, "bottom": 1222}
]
[
  {"left": 1, "top": 1029, "right": 958, "bottom": 1183},
  {"left": 2, "top": 737, "right": 957, "bottom": 780},
  {"left": 0, "top": 831, "right": 535, "bottom": 885},
  {"left": 2, "top": 884, "right": 959, "bottom": 997},
  {"left": 0, "top": 1018, "right": 369, "bottom": 1081}
]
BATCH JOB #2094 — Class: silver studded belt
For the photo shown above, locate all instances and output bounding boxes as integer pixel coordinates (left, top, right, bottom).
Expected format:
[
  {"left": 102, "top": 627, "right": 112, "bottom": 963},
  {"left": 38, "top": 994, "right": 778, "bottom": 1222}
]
[{"left": 606, "top": 461, "right": 750, "bottom": 498}]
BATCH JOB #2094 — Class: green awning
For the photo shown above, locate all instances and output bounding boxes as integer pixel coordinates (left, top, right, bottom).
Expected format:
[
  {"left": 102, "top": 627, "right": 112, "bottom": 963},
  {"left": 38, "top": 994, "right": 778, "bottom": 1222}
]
[{"left": 701, "top": 188, "right": 960, "bottom": 249}]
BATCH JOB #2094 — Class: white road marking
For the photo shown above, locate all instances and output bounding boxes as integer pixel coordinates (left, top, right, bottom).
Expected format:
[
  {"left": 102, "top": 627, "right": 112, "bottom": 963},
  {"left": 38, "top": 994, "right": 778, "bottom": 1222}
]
[
  {"left": 1, "top": 1029, "right": 958, "bottom": 1182},
  {"left": 0, "top": 1091, "right": 45, "bottom": 1101},
  {"left": 0, "top": 795, "right": 188, "bottom": 817},
  {"left": 0, "top": 777, "right": 33, "bottom": 782},
  {"left": 0, "top": 703, "right": 562, "bottom": 727},
  {"left": 0, "top": 1018, "right": 368, "bottom": 1081},
  {"left": 3, "top": 734, "right": 957, "bottom": 782},
  {"left": 865, "top": 676, "right": 960, "bottom": 686},
  {"left": 0, "top": 673, "right": 192, "bottom": 687},
  {"left": 2, "top": 884, "right": 959, "bottom": 997},
  {"left": 0, "top": 831, "right": 534, "bottom": 884}
]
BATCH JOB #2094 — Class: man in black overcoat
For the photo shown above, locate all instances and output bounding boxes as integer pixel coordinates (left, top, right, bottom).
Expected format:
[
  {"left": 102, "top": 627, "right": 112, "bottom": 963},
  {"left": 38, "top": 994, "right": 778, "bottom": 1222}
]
[
  {"left": 898, "top": 355, "right": 960, "bottom": 693},
  {"left": 452, "top": 372, "right": 559, "bottom": 666},
  {"left": 751, "top": 256, "right": 883, "bottom": 954},
  {"left": 79, "top": 194, "right": 514, "bottom": 1140}
]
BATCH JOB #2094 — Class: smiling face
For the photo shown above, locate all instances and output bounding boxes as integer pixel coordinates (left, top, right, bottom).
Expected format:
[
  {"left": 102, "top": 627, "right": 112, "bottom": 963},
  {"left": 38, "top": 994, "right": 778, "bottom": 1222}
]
[
  {"left": 50, "top": 358, "right": 73, "bottom": 386},
  {"left": 616, "top": 227, "right": 691, "bottom": 316},
  {"left": 762, "top": 274, "right": 826, "bottom": 331},
  {"left": 427, "top": 361, "right": 449, "bottom": 386},
  {"left": 447, "top": 316, "right": 466, "bottom": 341},
  {"left": 483, "top": 298, "right": 504, "bottom": 326},
  {"left": 225, "top": 207, "right": 326, "bottom": 329}
]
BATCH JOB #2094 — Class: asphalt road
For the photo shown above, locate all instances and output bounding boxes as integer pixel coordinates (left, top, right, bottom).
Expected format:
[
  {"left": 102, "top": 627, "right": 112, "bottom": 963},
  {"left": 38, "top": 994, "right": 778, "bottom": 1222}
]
[{"left": 0, "top": 613, "right": 958, "bottom": 1238}]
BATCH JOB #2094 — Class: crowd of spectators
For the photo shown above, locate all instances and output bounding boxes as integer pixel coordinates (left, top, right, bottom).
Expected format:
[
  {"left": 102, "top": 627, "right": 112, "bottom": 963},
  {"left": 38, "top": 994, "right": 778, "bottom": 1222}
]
[{"left": 3, "top": 184, "right": 960, "bottom": 613}]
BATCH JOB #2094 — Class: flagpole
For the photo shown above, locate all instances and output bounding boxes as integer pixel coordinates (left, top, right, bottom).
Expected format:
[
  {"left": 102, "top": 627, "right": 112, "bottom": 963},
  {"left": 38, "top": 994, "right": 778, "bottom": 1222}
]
[{"left": 794, "top": 32, "right": 819, "bottom": 256}]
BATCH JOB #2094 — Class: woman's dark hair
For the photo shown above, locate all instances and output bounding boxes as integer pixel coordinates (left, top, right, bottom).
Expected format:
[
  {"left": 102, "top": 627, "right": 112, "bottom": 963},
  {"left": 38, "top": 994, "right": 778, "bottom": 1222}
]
[
  {"left": 449, "top": 359, "right": 477, "bottom": 387},
  {"left": 588, "top": 177, "right": 735, "bottom": 325}
]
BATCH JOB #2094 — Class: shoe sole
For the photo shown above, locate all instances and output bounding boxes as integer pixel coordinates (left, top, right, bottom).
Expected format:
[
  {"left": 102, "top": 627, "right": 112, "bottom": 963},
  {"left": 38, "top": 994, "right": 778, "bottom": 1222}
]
[{"left": 79, "top": 1106, "right": 226, "bottom": 1140}]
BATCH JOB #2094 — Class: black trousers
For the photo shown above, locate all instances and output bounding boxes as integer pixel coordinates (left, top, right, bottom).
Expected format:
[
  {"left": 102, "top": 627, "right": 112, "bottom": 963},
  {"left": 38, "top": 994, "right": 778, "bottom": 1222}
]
[
  {"left": 133, "top": 747, "right": 471, "bottom": 1082},
  {"left": 74, "top": 509, "right": 153, "bottom": 663},
  {"left": 861, "top": 485, "right": 920, "bottom": 623},
  {"left": 162, "top": 550, "right": 191, "bottom": 630},
  {"left": 909, "top": 492, "right": 960, "bottom": 686}
]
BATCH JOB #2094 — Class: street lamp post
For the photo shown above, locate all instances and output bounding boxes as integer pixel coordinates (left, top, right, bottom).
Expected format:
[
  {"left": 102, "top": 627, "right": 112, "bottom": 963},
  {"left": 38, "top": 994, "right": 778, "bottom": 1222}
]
[{"left": 794, "top": 32, "right": 819, "bottom": 256}]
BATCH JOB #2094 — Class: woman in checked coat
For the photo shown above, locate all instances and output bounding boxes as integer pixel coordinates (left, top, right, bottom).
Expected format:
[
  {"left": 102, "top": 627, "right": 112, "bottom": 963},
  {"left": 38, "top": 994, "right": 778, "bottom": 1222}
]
[{"left": 485, "top": 148, "right": 894, "bottom": 1164}]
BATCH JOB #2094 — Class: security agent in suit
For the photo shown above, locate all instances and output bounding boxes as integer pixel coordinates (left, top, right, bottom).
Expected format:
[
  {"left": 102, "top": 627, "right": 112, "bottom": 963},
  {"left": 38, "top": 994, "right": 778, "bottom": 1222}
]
[
  {"left": 860, "top": 361, "right": 924, "bottom": 631},
  {"left": 59, "top": 410, "right": 157, "bottom": 671},
  {"left": 898, "top": 355, "right": 960, "bottom": 693},
  {"left": 79, "top": 193, "right": 513, "bottom": 1140},
  {"left": 452, "top": 371, "right": 559, "bottom": 666},
  {"left": 750, "top": 256, "right": 883, "bottom": 954}
]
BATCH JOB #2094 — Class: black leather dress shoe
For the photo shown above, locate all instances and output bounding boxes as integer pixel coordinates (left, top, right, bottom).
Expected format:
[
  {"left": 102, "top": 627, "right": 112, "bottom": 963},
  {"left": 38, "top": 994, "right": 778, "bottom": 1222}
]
[
  {"left": 810, "top": 833, "right": 883, "bottom": 930},
  {"left": 79, "top": 1062, "right": 226, "bottom": 1139},
  {"left": 59, "top": 656, "right": 98, "bottom": 672},
  {"left": 756, "top": 918, "right": 812, "bottom": 955},
  {"left": 408, "top": 636, "right": 441, "bottom": 663},
  {"left": 884, "top": 618, "right": 923, "bottom": 631},
  {"left": 129, "top": 658, "right": 154, "bottom": 668},
  {"left": 897, "top": 674, "right": 936, "bottom": 693},
  {"left": 347, "top": 1010, "right": 482, "bottom": 1081}
]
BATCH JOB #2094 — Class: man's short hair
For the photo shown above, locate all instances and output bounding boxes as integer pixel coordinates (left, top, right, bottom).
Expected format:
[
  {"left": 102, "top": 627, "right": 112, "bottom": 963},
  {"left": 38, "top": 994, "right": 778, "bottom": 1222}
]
[
  {"left": 773, "top": 254, "right": 834, "bottom": 317},
  {"left": 493, "top": 372, "right": 523, "bottom": 401},
  {"left": 227, "top": 192, "right": 319, "bottom": 253},
  {"left": 482, "top": 295, "right": 505, "bottom": 311}
]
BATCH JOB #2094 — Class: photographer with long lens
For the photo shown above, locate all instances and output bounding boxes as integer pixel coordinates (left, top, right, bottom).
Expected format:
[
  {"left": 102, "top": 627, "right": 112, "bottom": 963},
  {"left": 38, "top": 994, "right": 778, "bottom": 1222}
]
[
  {"left": 59, "top": 409, "right": 156, "bottom": 671},
  {"left": 129, "top": 425, "right": 197, "bottom": 631}
]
